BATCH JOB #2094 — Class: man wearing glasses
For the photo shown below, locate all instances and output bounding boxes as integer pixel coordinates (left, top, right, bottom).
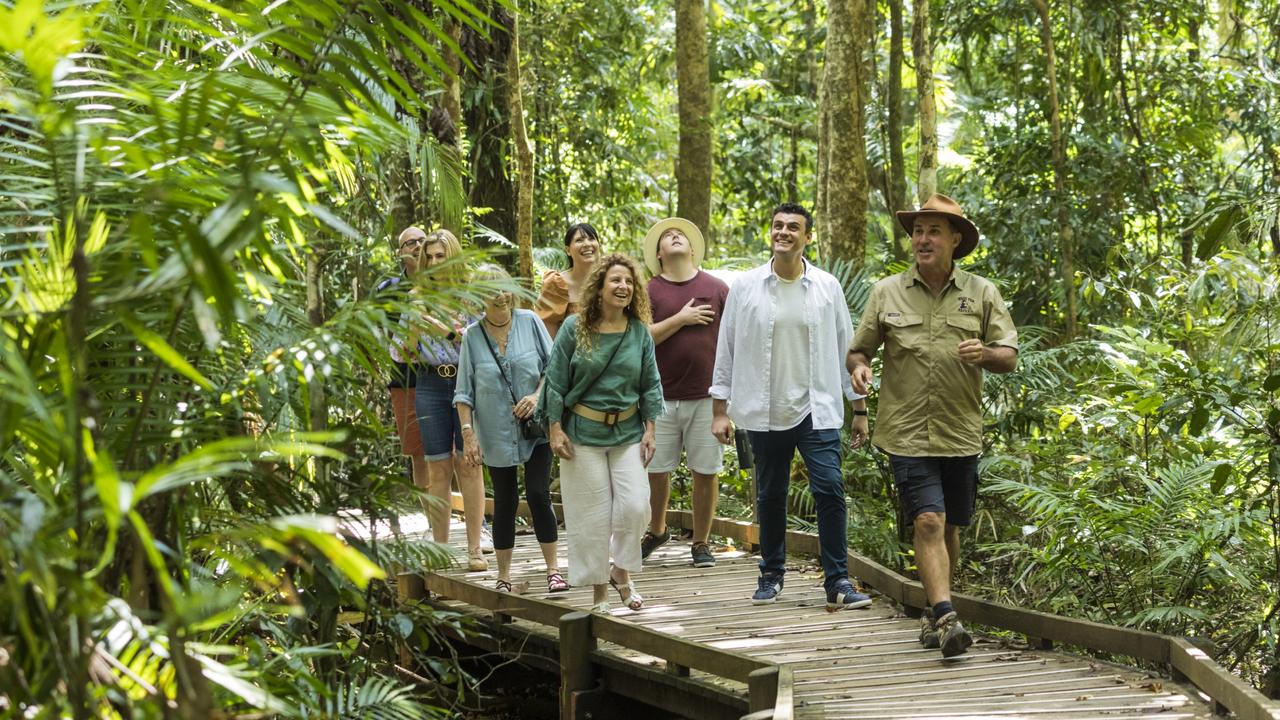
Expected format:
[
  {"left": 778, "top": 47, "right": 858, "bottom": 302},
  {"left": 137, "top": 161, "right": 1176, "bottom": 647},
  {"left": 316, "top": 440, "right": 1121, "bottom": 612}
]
[{"left": 378, "top": 227, "right": 431, "bottom": 517}]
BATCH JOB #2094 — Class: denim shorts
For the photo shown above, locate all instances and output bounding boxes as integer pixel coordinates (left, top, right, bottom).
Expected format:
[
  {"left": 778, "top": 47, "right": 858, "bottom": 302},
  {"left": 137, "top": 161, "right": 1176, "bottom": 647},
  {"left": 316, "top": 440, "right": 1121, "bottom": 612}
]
[
  {"left": 415, "top": 368, "right": 463, "bottom": 461},
  {"left": 889, "top": 454, "right": 979, "bottom": 526}
]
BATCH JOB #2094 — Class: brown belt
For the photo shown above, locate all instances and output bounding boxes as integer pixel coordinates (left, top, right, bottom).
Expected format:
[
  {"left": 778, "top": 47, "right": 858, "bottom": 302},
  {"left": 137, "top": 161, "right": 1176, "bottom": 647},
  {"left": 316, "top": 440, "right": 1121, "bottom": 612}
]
[{"left": 571, "top": 403, "right": 638, "bottom": 426}]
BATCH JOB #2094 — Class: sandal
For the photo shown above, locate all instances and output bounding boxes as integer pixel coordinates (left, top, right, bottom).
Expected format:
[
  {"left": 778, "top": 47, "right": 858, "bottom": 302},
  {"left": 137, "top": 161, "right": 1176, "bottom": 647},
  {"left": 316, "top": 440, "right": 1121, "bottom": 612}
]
[
  {"left": 590, "top": 601, "right": 611, "bottom": 613},
  {"left": 546, "top": 572, "right": 570, "bottom": 593},
  {"left": 609, "top": 575, "right": 644, "bottom": 611},
  {"left": 496, "top": 579, "right": 513, "bottom": 593}
]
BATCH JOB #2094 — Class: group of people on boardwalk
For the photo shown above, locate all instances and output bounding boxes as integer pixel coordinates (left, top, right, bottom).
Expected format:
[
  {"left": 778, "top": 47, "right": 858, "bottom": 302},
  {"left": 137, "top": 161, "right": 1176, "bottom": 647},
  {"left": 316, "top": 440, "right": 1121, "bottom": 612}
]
[{"left": 382, "top": 193, "right": 1018, "bottom": 658}]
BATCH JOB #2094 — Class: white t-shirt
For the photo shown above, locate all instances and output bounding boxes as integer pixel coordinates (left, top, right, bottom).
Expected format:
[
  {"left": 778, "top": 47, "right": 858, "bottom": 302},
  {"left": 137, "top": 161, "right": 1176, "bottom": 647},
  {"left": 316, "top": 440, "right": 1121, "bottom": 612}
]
[{"left": 768, "top": 276, "right": 812, "bottom": 430}]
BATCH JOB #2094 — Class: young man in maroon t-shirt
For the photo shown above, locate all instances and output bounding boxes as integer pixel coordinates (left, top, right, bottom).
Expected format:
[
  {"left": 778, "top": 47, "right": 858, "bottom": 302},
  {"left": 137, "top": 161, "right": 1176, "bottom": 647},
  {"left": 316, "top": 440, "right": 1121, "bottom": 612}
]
[{"left": 640, "top": 218, "right": 731, "bottom": 567}]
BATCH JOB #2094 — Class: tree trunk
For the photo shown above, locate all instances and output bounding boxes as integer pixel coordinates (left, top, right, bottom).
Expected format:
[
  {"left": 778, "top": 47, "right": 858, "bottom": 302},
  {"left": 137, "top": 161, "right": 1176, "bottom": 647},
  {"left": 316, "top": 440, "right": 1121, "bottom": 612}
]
[
  {"left": 886, "top": 0, "right": 910, "bottom": 260},
  {"left": 912, "top": 0, "right": 937, "bottom": 202},
  {"left": 442, "top": 19, "right": 463, "bottom": 137},
  {"left": 463, "top": 4, "right": 516, "bottom": 248},
  {"left": 820, "top": 0, "right": 869, "bottom": 266},
  {"left": 1032, "top": 0, "right": 1076, "bottom": 338},
  {"left": 389, "top": 150, "right": 417, "bottom": 235},
  {"left": 508, "top": 4, "right": 534, "bottom": 287},
  {"left": 676, "top": 0, "right": 712, "bottom": 237}
]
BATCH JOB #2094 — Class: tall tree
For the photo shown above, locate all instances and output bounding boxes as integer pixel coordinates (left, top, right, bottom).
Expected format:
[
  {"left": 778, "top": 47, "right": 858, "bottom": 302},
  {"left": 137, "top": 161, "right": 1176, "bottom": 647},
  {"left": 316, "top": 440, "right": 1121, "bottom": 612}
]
[
  {"left": 676, "top": 0, "right": 713, "bottom": 236},
  {"left": 819, "top": 0, "right": 870, "bottom": 264},
  {"left": 509, "top": 3, "right": 535, "bottom": 284},
  {"left": 912, "top": 0, "right": 937, "bottom": 202},
  {"left": 463, "top": 3, "right": 516, "bottom": 245},
  {"left": 886, "top": 0, "right": 910, "bottom": 259},
  {"left": 1032, "top": 0, "right": 1076, "bottom": 337}
]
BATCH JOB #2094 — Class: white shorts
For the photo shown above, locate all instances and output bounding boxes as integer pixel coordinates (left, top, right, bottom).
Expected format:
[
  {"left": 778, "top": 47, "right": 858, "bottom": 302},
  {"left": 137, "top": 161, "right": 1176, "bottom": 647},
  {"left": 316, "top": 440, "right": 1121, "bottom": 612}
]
[{"left": 649, "top": 397, "right": 724, "bottom": 475}]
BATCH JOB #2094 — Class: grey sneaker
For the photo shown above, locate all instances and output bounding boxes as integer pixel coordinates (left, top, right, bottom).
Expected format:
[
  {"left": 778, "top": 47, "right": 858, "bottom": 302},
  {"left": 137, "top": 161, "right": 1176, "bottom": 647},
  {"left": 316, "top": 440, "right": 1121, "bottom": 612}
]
[
  {"left": 640, "top": 528, "right": 670, "bottom": 559},
  {"left": 935, "top": 611, "right": 973, "bottom": 657},
  {"left": 919, "top": 607, "right": 940, "bottom": 648},
  {"left": 691, "top": 542, "right": 716, "bottom": 568},
  {"left": 751, "top": 573, "right": 784, "bottom": 605}
]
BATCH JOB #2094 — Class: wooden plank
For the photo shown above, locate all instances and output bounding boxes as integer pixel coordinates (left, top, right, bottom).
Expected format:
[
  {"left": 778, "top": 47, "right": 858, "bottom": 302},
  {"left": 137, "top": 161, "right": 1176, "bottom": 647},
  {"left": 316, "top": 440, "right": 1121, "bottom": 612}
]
[
  {"left": 424, "top": 572, "right": 569, "bottom": 627},
  {"left": 592, "top": 612, "right": 771, "bottom": 682},
  {"left": 1168, "top": 637, "right": 1280, "bottom": 720},
  {"left": 850, "top": 687, "right": 1197, "bottom": 710},
  {"left": 804, "top": 668, "right": 1114, "bottom": 703}
]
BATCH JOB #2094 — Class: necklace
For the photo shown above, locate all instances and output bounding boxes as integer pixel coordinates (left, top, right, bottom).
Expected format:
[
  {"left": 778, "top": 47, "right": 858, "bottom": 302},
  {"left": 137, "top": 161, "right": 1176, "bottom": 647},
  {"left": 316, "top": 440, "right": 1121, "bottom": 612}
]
[{"left": 485, "top": 313, "right": 512, "bottom": 328}]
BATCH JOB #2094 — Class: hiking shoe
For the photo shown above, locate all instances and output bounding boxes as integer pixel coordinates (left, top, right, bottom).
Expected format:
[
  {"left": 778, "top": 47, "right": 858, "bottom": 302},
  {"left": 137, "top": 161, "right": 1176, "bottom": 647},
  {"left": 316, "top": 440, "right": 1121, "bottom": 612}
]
[
  {"left": 751, "top": 574, "right": 784, "bottom": 605},
  {"left": 935, "top": 611, "right": 973, "bottom": 658},
  {"left": 919, "top": 607, "right": 941, "bottom": 648},
  {"left": 690, "top": 542, "right": 716, "bottom": 568},
  {"left": 826, "top": 579, "right": 872, "bottom": 610},
  {"left": 640, "top": 528, "right": 670, "bottom": 559}
]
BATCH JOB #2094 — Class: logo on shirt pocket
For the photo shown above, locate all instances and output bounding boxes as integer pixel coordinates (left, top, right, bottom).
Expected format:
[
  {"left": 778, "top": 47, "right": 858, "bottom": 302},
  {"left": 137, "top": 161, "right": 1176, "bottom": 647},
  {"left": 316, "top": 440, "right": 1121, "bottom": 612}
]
[{"left": 957, "top": 296, "right": 976, "bottom": 313}]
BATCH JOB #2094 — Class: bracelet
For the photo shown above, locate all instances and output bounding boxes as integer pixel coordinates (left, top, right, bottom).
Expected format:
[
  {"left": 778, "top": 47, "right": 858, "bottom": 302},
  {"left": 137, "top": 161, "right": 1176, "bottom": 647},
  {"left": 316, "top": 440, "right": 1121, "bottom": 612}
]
[
  {"left": 852, "top": 410, "right": 868, "bottom": 416},
  {"left": 461, "top": 423, "right": 473, "bottom": 432}
]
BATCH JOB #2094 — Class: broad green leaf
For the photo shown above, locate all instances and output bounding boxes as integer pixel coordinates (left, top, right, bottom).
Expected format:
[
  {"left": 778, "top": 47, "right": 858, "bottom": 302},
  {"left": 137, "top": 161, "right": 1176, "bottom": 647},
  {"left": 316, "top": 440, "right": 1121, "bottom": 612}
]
[{"left": 119, "top": 311, "right": 214, "bottom": 391}]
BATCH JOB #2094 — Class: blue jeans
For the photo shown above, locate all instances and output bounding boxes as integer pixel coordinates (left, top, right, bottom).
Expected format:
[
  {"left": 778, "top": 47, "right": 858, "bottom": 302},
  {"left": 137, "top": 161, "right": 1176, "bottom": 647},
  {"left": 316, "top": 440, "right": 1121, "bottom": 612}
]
[
  {"left": 415, "top": 369, "right": 463, "bottom": 461},
  {"left": 749, "top": 414, "right": 848, "bottom": 591}
]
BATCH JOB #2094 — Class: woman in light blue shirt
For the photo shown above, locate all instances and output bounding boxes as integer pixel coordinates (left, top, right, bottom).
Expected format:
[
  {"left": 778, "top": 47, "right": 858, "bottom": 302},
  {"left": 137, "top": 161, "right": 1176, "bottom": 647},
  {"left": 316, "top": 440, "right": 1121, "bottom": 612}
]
[{"left": 455, "top": 265, "right": 565, "bottom": 594}]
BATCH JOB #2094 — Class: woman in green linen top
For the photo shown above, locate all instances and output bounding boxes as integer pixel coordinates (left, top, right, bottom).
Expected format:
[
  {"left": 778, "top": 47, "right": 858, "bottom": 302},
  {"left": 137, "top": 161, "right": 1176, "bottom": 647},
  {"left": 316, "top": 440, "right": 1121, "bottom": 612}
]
[{"left": 540, "top": 254, "right": 665, "bottom": 612}]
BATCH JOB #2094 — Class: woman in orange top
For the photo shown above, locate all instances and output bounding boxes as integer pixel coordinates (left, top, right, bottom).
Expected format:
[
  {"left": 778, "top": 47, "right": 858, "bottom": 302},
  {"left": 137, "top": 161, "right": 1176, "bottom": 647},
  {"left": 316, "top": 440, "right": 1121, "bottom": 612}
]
[{"left": 535, "top": 223, "right": 601, "bottom": 339}]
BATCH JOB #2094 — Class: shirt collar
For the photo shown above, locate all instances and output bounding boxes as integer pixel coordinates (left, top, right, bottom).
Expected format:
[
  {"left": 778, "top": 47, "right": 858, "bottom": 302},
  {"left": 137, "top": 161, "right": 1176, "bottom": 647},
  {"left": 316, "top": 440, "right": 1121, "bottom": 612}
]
[
  {"left": 905, "top": 263, "right": 968, "bottom": 291},
  {"left": 768, "top": 256, "right": 811, "bottom": 284}
]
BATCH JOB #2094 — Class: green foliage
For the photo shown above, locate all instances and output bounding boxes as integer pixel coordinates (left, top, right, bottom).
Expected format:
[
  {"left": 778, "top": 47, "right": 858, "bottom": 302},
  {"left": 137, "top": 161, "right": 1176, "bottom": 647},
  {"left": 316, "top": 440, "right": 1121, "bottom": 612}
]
[{"left": 0, "top": 0, "right": 503, "bottom": 715}]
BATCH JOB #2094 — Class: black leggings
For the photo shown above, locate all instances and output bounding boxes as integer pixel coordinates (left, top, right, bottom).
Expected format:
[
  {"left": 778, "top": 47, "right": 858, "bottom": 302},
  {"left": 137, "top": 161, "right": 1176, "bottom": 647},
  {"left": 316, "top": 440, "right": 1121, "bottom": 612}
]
[{"left": 488, "top": 442, "right": 557, "bottom": 550}]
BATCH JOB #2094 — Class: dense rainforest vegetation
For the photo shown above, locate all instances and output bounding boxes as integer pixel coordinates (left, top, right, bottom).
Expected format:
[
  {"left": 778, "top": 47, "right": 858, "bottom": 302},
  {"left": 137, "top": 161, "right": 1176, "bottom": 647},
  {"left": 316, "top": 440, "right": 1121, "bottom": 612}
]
[{"left": 1, "top": 0, "right": 1277, "bottom": 716}]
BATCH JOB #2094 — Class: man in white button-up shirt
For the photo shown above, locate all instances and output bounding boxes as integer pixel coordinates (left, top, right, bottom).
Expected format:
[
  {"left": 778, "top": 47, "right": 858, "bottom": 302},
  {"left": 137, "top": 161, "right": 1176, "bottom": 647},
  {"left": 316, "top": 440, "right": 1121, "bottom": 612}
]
[{"left": 710, "top": 203, "right": 871, "bottom": 610}]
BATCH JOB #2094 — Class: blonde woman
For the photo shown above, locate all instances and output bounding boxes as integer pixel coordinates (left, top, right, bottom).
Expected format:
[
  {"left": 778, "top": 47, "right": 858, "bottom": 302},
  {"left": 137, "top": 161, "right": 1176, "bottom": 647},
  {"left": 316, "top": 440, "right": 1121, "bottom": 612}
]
[
  {"left": 539, "top": 254, "right": 665, "bottom": 612},
  {"left": 412, "top": 229, "right": 488, "bottom": 570},
  {"left": 454, "top": 265, "right": 566, "bottom": 593}
]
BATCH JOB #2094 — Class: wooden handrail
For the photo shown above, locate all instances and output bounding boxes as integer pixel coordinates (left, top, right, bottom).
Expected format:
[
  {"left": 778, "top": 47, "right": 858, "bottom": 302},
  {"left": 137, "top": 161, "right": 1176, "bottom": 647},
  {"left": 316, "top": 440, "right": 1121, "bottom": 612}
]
[{"left": 441, "top": 495, "right": 1276, "bottom": 719}]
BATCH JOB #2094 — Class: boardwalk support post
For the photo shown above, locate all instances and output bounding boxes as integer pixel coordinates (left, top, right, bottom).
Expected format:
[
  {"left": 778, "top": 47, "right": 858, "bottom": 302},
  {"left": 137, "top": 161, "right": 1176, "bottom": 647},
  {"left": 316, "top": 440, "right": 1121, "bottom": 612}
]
[
  {"left": 559, "top": 611, "right": 606, "bottom": 720},
  {"left": 747, "top": 665, "right": 779, "bottom": 715}
]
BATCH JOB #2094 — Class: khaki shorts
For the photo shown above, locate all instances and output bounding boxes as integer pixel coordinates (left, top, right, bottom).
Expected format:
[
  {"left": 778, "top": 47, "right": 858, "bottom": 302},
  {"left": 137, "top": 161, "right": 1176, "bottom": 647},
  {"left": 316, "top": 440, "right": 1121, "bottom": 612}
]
[
  {"left": 389, "top": 387, "right": 425, "bottom": 457},
  {"left": 649, "top": 397, "right": 724, "bottom": 475}
]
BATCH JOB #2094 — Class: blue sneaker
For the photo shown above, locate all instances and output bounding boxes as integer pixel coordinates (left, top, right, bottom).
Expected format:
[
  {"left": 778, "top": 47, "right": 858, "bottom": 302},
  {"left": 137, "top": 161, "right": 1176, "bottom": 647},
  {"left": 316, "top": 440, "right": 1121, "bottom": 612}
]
[
  {"left": 826, "top": 579, "right": 872, "bottom": 610},
  {"left": 751, "top": 573, "right": 784, "bottom": 605}
]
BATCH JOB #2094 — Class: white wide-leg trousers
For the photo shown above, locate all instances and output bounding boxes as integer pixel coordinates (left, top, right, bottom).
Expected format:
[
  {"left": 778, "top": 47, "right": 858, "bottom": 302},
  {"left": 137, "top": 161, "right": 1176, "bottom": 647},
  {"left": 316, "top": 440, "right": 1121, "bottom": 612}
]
[{"left": 559, "top": 442, "right": 650, "bottom": 587}]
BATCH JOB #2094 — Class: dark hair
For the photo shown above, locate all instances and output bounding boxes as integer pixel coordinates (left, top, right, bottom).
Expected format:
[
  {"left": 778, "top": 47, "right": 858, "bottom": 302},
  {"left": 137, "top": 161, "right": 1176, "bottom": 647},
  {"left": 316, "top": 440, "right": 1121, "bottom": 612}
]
[
  {"left": 771, "top": 202, "right": 814, "bottom": 233},
  {"left": 563, "top": 222, "right": 600, "bottom": 268}
]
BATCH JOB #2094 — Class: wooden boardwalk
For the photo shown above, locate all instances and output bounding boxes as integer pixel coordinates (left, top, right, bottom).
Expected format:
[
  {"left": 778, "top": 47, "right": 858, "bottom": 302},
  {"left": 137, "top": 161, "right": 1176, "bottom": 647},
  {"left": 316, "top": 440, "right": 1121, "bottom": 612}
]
[{"left": 405, "top": 511, "right": 1280, "bottom": 720}]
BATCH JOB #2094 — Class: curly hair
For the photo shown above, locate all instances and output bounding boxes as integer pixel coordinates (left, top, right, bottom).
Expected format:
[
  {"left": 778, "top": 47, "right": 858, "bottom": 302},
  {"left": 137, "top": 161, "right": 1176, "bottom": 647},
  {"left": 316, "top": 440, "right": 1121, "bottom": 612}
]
[{"left": 575, "top": 254, "right": 652, "bottom": 352}]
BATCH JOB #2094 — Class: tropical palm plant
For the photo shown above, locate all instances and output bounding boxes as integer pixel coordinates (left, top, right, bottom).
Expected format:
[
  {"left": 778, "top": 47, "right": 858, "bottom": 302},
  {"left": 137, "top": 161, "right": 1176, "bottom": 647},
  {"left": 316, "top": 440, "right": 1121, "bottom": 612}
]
[{"left": 0, "top": 0, "right": 508, "bottom": 715}]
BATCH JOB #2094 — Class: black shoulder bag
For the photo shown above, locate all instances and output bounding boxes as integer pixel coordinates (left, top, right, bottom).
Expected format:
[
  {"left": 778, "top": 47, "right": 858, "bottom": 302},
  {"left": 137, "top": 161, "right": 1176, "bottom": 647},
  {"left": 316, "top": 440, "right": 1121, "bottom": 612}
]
[{"left": 479, "top": 320, "right": 548, "bottom": 441}]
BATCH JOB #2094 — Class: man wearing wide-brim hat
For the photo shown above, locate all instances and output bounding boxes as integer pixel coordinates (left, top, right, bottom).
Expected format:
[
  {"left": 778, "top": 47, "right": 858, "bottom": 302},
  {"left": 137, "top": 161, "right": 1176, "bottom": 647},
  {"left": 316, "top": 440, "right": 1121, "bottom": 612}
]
[
  {"left": 639, "top": 217, "right": 730, "bottom": 570},
  {"left": 847, "top": 193, "right": 1019, "bottom": 657}
]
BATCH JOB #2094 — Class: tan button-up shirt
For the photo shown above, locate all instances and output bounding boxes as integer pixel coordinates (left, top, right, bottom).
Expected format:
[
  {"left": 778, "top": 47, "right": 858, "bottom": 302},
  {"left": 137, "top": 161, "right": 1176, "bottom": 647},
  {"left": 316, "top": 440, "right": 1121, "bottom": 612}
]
[{"left": 850, "top": 265, "right": 1018, "bottom": 457}]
